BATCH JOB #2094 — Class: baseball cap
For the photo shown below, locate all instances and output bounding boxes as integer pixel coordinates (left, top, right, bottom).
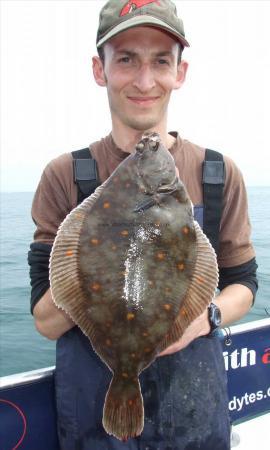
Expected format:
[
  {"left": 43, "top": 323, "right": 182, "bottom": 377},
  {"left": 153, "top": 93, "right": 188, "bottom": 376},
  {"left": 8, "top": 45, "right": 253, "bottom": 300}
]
[{"left": 96, "top": 0, "right": 190, "bottom": 49}]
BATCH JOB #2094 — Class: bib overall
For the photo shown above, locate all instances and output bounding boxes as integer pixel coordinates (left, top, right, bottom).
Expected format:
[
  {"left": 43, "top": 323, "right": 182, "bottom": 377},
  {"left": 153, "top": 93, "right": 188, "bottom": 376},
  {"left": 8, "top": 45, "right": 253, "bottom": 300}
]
[{"left": 55, "top": 207, "right": 230, "bottom": 450}]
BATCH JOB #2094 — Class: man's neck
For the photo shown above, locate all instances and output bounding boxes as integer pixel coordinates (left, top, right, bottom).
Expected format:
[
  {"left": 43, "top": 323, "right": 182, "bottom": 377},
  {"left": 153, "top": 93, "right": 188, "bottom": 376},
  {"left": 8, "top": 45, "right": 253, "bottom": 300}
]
[{"left": 111, "top": 121, "right": 176, "bottom": 154}]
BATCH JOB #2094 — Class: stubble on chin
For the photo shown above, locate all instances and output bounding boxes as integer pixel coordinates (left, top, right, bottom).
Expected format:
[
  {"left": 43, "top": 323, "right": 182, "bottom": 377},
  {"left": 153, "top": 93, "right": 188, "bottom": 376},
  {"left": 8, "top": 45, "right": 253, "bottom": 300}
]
[{"left": 122, "top": 115, "right": 161, "bottom": 132}]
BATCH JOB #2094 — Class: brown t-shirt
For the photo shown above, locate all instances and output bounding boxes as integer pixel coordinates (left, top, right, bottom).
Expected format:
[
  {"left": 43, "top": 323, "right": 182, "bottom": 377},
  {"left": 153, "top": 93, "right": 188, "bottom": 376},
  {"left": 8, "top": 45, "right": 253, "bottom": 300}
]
[{"left": 31, "top": 133, "right": 255, "bottom": 268}]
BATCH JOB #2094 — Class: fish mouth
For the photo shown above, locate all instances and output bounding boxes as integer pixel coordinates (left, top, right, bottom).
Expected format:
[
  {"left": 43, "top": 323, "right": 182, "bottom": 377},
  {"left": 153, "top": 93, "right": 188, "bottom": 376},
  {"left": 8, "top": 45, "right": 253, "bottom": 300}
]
[
  {"left": 157, "top": 178, "right": 179, "bottom": 193},
  {"left": 154, "top": 173, "right": 180, "bottom": 194},
  {"left": 133, "top": 181, "right": 179, "bottom": 213}
]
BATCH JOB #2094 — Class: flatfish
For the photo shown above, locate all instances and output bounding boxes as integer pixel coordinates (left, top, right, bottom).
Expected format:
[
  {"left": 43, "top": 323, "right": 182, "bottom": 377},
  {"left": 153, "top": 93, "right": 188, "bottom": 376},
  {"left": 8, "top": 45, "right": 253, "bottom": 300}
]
[{"left": 49, "top": 132, "right": 218, "bottom": 441}]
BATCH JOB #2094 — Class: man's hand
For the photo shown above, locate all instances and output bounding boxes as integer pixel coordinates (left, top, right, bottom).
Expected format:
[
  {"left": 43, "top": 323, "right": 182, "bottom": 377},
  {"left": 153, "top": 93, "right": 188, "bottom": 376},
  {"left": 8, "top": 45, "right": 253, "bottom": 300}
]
[
  {"left": 159, "top": 307, "right": 211, "bottom": 356},
  {"left": 158, "top": 283, "right": 253, "bottom": 357}
]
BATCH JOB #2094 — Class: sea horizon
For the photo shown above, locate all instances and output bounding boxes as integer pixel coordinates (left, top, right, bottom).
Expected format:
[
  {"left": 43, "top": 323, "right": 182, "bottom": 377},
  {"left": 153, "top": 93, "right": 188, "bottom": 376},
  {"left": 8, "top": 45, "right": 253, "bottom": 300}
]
[{"left": 0, "top": 188, "right": 269, "bottom": 376}]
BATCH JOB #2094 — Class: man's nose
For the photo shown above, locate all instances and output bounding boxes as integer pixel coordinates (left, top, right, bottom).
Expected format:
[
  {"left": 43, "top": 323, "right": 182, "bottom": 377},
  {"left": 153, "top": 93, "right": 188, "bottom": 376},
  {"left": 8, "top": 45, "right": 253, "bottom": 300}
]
[{"left": 132, "top": 64, "right": 156, "bottom": 92}]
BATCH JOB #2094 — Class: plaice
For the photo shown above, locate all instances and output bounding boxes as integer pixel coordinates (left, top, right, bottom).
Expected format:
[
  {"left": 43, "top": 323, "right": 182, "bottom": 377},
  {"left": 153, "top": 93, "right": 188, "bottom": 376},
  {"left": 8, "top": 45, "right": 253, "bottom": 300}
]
[{"left": 49, "top": 132, "right": 218, "bottom": 441}]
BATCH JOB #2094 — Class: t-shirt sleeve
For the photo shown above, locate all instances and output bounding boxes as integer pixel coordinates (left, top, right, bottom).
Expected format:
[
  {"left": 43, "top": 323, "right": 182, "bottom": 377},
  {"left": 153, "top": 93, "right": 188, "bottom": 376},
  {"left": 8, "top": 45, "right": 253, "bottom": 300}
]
[
  {"left": 28, "top": 153, "right": 77, "bottom": 311},
  {"left": 217, "top": 156, "right": 255, "bottom": 268},
  {"left": 31, "top": 153, "right": 77, "bottom": 244}
]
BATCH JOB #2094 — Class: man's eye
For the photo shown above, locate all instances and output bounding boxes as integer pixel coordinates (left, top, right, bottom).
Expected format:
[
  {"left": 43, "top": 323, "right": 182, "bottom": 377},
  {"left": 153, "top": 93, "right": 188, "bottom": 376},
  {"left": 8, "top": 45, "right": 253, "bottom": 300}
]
[
  {"left": 158, "top": 59, "right": 169, "bottom": 65},
  {"left": 119, "top": 56, "right": 130, "bottom": 63}
]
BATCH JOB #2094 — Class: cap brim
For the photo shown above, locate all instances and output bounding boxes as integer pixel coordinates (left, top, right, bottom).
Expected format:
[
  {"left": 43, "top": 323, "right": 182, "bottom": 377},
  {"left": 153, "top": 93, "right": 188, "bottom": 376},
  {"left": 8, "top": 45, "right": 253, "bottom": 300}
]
[{"left": 97, "top": 15, "right": 190, "bottom": 49}]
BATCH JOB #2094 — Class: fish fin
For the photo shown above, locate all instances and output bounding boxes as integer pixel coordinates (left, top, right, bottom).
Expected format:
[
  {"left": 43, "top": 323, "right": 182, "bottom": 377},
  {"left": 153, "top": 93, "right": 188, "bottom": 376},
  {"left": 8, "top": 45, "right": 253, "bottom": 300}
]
[
  {"left": 103, "top": 373, "right": 144, "bottom": 441},
  {"left": 49, "top": 184, "right": 104, "bottom": 320},
  {"left": 50, "top": 182, "right": 118, "bottom": 368},
  {"left": 158, "top": 221, "right": 218, "bottom": 351}
]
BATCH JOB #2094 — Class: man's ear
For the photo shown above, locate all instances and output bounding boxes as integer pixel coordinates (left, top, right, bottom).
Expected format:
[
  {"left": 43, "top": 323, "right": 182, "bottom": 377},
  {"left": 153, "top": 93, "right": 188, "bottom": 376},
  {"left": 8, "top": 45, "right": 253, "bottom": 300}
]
[
  {"left": 92, "top": 56, "right": 107, "bottom": 87},
  {"left": 174, "top": 60, "right": 188, "bottom": 90}
]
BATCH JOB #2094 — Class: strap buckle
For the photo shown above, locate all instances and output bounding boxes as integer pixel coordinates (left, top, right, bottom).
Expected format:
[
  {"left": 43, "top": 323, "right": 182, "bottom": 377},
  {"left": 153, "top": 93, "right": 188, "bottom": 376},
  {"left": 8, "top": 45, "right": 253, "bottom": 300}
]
[
  {"left": 73, "top": 159, "right": 98, "bottom": 182},
  {"left": 202, "top": 160, "right": 225, "bottom": 185}
]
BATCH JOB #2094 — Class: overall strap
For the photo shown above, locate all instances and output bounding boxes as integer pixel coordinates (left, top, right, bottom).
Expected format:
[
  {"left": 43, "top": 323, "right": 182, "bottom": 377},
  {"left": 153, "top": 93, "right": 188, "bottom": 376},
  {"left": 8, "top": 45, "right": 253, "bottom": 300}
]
[
  {"left": 71, "top": 148, "right": 101, "bottom": 204},
  {"left": 202, "top": 149, "right": 226, "bottom": 253}
]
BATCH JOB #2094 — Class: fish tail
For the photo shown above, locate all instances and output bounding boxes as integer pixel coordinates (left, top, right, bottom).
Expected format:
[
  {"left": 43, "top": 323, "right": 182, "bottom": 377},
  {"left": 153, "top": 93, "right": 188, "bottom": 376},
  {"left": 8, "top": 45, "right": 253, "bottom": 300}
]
[{"left": 103, "top": 373, "right": 144, "bottom": 441}]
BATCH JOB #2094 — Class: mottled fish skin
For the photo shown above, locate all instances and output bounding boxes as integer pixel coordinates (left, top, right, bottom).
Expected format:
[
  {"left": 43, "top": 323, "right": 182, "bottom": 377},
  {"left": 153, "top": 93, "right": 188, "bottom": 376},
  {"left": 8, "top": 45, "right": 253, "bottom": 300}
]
[
  {"left": 49, "top": 132, "right": 218, "bottom": 441},
  {"left": 78, "top": 133, "right": 196, "bottom": 373}
]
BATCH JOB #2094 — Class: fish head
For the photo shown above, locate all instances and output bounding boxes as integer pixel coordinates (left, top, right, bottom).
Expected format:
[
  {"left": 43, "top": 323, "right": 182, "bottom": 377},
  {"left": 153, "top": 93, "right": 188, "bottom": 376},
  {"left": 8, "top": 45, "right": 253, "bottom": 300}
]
[{"left": 134, "top": 132, "right": 178, "bottom": 195}]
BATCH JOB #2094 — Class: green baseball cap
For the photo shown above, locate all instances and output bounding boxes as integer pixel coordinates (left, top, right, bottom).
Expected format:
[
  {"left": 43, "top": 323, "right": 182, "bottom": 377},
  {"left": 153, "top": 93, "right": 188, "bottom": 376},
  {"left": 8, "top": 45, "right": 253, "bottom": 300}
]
[{"left": 96, "top": 0, "right": 190, "bottom": 49}]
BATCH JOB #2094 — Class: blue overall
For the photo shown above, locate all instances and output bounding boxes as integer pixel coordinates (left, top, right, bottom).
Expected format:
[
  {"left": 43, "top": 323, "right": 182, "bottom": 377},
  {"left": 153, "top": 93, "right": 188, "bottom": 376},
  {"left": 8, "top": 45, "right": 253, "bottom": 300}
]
[{"left": 55, "top": 207, "right": 230, "bottom": 450}]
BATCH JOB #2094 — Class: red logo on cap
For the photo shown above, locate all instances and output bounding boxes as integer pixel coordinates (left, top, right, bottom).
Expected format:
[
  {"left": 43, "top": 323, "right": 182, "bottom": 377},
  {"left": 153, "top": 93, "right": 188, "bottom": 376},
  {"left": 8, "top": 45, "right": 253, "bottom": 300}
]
[{"left": 120, "top": 0, "right": 160, "bottom": 17}]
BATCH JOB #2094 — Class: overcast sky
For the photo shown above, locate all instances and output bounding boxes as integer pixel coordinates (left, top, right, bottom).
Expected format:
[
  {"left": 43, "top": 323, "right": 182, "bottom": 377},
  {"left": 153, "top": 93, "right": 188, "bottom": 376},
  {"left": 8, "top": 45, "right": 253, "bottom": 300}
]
[{"left": 1, "top": 0, "right": 270, "bottom": 192}]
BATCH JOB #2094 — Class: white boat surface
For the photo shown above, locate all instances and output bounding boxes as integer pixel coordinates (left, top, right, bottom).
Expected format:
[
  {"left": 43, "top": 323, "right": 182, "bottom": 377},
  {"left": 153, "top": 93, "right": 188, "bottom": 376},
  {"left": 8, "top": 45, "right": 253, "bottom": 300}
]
[{"left": 231, "top": 413, "right": 270, "bottom": 449}]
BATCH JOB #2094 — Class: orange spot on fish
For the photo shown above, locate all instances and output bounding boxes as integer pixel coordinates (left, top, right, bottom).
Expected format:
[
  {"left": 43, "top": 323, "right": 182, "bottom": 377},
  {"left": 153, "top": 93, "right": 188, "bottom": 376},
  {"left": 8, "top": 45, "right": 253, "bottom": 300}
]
[
  {"left": 182, "top": 226, "right": 190, "bottom": 235},
  {"left": 165, "top": 287, "right": 172, "bottom": 293},
  {"left": 120, "top": 230, "right": 129, "bottom": 237},
  {"left": 131, "top": 353, "right": 136, "bottom": 359},
  {"left": 66, "top": 250, "right": 73, "bottom": 257},
  {"left": 90, "top": 238, "right": 100, "bottom": 245},
  {"left": 156, "top": 251, "right": 166, "bottom": 261},
  {"left": 91, "top": 283, "right": 101, "bottom": 292},
  {"left": 142, "top": 332, "right": 148, "bottom": 337},
  {"left": 106, "top": 339, "right": 112, "bottom": 346},
  {"left": 103, "top": 202, "right": 110, "bottom": 209},
  {"left": 197, "top": 276, "right": 205, "bottom": 284},
  {"left": 163, "top": 304, "right": 172, "bottom": 311},
  {"left": 148, "top": 280, "right": 154, "bottom": 286},
  {"left": 181, "top": 308, "right": 187, "bottom": 316},
  {"left": 127, "top": 312, "right": 135, "bottom": 320},
  {"left": 111, "top": 244, "right": 117, "bottom": 251},
  {"left": 122, "top": 372, "right": 129, "bottom": 378},
  {"left": 144, "top": 348, "right": 151, "bottom": 353},
  {"left": 128, "top": 399, "right": 133, "bottom": 406},
  {"left": 177, "top": 262, "right": 185, "bottom": 271}
]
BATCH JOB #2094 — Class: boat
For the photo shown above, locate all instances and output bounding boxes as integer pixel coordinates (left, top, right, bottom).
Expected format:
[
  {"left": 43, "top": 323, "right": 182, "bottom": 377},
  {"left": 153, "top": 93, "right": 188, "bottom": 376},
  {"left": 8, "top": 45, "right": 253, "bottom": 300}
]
[{"left": 1, "top": 318, "right": 269, "bottom": 449}]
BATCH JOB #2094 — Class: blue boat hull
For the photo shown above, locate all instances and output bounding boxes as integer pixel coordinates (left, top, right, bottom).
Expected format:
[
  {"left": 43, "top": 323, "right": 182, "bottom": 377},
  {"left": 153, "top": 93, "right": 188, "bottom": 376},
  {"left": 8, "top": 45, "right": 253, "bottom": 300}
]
[{"left": 1, "top": 319, "right": 269, "bottom": 449}]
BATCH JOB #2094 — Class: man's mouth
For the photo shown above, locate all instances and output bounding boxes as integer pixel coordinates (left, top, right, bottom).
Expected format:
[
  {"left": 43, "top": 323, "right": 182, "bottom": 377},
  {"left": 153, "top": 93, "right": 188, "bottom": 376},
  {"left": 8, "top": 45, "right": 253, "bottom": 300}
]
[{"left": 127, "top": 96, "right": 160, "bottom": 106}]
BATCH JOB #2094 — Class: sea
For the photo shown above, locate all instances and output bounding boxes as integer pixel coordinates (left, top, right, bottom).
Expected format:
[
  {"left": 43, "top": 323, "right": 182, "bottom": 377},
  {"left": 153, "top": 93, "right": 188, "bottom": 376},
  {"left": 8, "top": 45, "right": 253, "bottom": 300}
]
[{"left": 0, "top": 188, "right": 269, "bottom": 377}]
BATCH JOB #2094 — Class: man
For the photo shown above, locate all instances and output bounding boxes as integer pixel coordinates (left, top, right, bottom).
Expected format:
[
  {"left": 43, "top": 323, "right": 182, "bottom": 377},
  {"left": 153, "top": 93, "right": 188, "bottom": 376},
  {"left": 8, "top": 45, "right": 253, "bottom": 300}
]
[{"left": 28, "top": 1, "right": 258, "bottom": 449}]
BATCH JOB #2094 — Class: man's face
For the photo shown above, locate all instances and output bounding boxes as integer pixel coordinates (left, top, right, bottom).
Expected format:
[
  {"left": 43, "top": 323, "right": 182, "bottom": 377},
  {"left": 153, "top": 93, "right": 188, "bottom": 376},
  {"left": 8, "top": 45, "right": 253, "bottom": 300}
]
[{"left": 93, "top": 26, "right": 187, "bottom": 132}]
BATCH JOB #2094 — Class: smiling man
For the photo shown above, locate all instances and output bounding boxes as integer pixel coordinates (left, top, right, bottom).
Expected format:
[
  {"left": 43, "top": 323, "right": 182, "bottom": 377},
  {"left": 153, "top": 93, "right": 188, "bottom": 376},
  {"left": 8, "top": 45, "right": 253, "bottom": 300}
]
[
  {"left": 28, "top": 1, "right": 258, "bottom": 449},
  {"left": 93, "top": 26, "right": 187, "bottom": 144}
]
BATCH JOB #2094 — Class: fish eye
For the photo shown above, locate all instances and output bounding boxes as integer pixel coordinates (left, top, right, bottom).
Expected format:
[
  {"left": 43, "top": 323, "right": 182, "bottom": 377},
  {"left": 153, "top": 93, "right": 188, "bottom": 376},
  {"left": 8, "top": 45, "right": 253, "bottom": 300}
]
[
  {"left": 149, "top": 140, "right": 159, "bottom": 151},
  {"left": 136, "top": 142, "right": 145, "bottom": 153}
]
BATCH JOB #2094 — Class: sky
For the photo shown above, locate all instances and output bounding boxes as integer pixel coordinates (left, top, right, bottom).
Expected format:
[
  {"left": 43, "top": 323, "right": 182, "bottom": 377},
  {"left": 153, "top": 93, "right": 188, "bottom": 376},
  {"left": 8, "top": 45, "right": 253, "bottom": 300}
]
[{"left": 1, "top": 0, "right": 270, "bottom": 192}]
